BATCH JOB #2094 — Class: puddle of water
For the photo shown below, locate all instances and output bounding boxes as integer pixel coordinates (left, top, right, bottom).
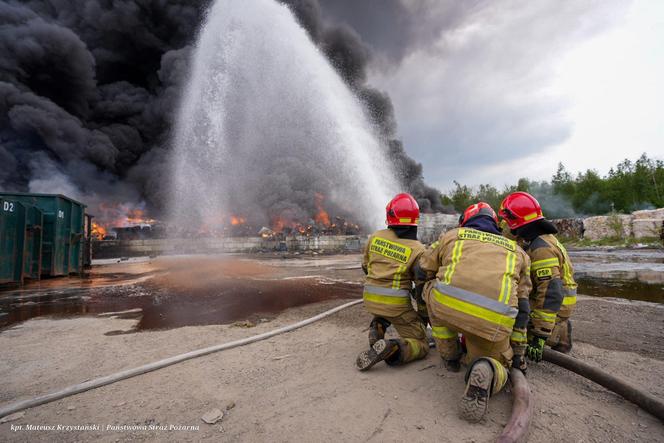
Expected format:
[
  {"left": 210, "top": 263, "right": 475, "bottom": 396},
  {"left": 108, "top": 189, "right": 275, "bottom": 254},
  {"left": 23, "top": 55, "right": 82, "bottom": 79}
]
[
  {"left": 570, "top": 248, "right": 664, "bottom": 303},
  {"left": 570, "top": 248, "right": 664, "bottom": 263},
  {"left": 0, "top": 277, "right": 361, "bottom": 332},
  {"left": 576, "top": 277, "right": 664, "bottom": 304},
  {"left": 2, "top": 250, "right": 663, "bottom": 333},
  {"left": 0, "top": 255, "right": 369, "bottom": 332}
]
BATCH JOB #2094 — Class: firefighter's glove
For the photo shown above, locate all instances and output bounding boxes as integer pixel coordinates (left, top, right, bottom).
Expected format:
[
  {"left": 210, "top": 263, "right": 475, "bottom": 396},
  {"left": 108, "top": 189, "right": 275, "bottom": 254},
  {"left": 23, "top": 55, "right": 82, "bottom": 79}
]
[
  {"left": 526, "top": 336, "right": 546, "bottom": 362},
  {"left": 512, "top": 355, "right": 527, "bottom": 375}
]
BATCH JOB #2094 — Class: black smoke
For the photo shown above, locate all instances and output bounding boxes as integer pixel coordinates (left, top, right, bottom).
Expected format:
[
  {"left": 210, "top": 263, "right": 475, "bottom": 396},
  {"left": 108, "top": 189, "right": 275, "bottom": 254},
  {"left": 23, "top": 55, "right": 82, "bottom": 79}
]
[{"left": 0, "top": 0, "right": 442, "bottom": 224}]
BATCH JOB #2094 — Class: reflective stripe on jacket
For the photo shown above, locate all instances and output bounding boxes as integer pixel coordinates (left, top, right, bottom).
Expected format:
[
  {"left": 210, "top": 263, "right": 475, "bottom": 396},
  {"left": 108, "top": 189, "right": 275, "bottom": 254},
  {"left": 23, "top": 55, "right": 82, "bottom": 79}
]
[
  {"left": 362, "top": 229, "right": 425, "bottom": 317},
  {"left": 527, "top": 234, "right": 577, "bottom": 337},
  {"left": 420, "top": 227, "right": 531, "bottom": 343}
]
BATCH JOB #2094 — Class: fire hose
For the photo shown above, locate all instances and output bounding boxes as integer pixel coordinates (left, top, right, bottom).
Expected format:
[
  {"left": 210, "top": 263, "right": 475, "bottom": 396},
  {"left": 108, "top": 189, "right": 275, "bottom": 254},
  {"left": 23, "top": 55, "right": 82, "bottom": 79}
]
[
  {"left": 498, "top": 348, "right": 664, "bottom": 442},
  {"left": 0, "top": 297, "right": 528, "bottom": 442},
  {"left": 0, "top": 299, "right": 660, "bottom": 441},
  {"left": 0, "top": 300, "right": 363, "bottom": 419},
  {"left": 542, "top": 348, "right": 664, "bottom": 422},
  {"left": 497, "top": 368, "right": 533, "bottom": 443}
]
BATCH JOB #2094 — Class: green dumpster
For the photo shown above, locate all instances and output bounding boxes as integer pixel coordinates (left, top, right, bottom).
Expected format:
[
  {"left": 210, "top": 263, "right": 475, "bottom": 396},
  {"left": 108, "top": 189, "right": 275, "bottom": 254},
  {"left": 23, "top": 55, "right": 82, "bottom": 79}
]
[
  {"left": 0, "top": 193, "right": 86, "bottom": 277},
  {"left": 23, "top": 204, "right": 44, "bottom": 280},
  {"left": 0, "top": 198, "right": 26, "bottom": 284}
]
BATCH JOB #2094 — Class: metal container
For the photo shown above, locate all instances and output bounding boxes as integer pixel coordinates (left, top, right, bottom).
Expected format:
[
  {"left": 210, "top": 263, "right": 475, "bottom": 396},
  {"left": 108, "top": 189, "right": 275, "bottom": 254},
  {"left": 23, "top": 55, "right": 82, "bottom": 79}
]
[
  {"left": 22, "top": 204, "right": 44, "bottom": 280},
  {"left": 0, "top": 193, "right": 86, "bottom": 276},
  {"left": 0, "top": 198, "right": 26, "bottom": 284}
]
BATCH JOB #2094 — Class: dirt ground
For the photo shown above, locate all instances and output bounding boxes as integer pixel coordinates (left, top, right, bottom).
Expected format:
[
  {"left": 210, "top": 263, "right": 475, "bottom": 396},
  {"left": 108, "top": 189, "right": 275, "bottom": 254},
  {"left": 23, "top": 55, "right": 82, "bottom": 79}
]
[{"left": 1, "top": 256, "right": 663, "bottom": 442}]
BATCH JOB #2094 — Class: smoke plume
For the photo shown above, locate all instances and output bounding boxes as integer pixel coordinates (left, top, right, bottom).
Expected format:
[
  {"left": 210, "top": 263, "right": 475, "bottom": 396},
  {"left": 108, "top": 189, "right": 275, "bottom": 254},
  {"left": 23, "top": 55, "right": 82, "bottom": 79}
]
[{"left": 0, "top": 0, "right": 442, "bottom": 226}]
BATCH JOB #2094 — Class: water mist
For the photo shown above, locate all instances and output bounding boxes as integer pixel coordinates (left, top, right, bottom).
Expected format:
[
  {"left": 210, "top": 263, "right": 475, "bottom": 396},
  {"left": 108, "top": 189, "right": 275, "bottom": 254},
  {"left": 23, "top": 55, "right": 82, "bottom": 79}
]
[{"left": 170, "top": 0, "right": 398, "bottom": 232}]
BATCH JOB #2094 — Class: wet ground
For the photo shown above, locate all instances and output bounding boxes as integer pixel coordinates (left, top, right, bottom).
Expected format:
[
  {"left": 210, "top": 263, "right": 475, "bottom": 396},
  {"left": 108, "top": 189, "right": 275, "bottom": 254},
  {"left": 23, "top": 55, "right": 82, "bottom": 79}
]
[
  {"left": 570, "top": 248, "right": 664, "bottom": 303},
  {"left": 0, "top": 248, "right": 662, "bottom": 332},
  {"left": 0, "top": 255, "right": 363, "bottom": 333}
]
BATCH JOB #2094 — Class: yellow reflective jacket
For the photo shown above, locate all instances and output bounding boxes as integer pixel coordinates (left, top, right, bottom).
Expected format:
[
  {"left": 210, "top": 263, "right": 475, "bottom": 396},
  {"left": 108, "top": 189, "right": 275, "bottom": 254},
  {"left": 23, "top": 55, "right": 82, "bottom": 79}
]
[
  {"left": 362, "top": 229, "right": 425, "bottom": 317},
  {"left": 420, "top": 227, "right": 532, "bottom": 346},
  {"left": 527, "top": 234, "right": 577, "bottom": 337}
]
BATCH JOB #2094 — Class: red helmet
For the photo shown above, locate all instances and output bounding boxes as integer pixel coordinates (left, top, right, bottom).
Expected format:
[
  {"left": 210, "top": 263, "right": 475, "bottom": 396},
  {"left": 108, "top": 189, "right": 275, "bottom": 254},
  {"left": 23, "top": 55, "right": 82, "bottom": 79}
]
[
  {"left": 386, "top": 193, "right": 420, "bottom": 226},
  {"left": 459, "top": 202, "right": 498, "bottom": 227},
  {"left": 499, "top": 192, "right": 544, "bottom": 229}
]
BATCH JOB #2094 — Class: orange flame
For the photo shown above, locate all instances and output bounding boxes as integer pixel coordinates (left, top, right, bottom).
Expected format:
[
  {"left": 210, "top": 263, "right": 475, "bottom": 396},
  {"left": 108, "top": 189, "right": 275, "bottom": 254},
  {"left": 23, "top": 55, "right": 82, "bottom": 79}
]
[
  {"left": 314, "top": 192, "right": 331, "bottom": 227},
  {"left": 126, "top": 208, "right": 156, "bottom": 225},
  {"left": 91, "top": 222, "right": 107, "bottom": 239},
  {"left": 231, "top": 215, "right": 246, "bottom": 225},
  {"left": 90, "top": 203, "right": 157, "bottom": 239}
]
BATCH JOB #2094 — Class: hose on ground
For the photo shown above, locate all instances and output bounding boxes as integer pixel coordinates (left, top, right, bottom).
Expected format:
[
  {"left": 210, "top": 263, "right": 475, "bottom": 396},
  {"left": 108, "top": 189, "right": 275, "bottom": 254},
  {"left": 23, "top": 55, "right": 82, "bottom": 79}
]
[
  {"left": 543, "top": 348, "right": 664, "bottom": 422},
  {"left": 0, "top": 299, "right": 363, "bottom": 419},
  {"left": 497, "top": 368, "right": 533, "bottom": 443}
]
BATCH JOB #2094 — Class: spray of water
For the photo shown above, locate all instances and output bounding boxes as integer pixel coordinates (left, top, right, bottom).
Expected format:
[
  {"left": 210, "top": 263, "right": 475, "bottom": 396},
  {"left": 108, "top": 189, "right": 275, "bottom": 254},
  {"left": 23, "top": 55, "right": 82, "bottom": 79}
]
[{"left": 169, "top": 0, "right": 398, "bottom": 233}]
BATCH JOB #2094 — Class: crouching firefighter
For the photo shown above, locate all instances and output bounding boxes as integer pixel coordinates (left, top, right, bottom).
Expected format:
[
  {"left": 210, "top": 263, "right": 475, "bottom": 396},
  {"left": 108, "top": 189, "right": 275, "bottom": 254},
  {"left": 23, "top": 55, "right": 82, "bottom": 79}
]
[
  {"left": 419, "top": 202, "right": 531, "bottom": 422},
  {"left": 356, "top": 193, "right": 429, "bottom": 371},
  {"left": 499, "top": 191, "right": 578, "bottom": 361}
]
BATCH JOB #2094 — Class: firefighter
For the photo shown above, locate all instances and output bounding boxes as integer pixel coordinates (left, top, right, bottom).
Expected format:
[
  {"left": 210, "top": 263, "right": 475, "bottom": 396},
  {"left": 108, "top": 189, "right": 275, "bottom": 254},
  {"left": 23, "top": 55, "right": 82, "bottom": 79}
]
[
  {"left": 499, "top": 192, "right": 577, "bottom": 361},
  {"left": 355, "top": 193, "right": 429, "bottom": 371},
  {"left": 419, "top": 202, "right": 531, "bottom": 422}
]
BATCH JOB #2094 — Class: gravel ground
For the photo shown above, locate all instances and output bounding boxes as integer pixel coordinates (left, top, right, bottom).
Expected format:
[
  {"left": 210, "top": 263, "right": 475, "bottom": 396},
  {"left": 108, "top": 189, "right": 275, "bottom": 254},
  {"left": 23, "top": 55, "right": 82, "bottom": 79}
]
[{"left": 0, "top": 255, "right": 663, "bottom": 442}]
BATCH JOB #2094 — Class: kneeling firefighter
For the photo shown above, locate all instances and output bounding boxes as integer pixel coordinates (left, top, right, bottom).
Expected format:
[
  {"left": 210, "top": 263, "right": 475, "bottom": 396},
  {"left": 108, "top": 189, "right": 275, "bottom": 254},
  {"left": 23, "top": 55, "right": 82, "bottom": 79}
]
[
  {"left": 419, "top": 203, "right": 531, "bottom": 422},
  {"left": 356, "top": 193, "right": 429, "bottom": 371},
  {"left": 499, "top": 191, "right": 578, "bottom": 361}
]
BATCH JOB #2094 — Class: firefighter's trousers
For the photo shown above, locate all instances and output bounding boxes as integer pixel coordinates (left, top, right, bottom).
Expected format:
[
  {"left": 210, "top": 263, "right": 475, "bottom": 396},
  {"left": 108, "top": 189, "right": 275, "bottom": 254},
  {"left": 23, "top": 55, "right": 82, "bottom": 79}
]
[
  {"left": 429, "top": 317, "right": 511, "bottom": 395},
  {"left": 368, "top": 309, "right": 429, "bottom": 364}
]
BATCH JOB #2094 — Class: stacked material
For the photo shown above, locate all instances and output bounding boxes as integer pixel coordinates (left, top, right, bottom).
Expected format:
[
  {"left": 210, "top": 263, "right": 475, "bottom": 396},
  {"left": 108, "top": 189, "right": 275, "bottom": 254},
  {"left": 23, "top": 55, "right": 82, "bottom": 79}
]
[
  {"left": 418, "top": 213, "right": 459, "bottom": 245},
  {"left": 551, "top": 218, "right": 584, "bottom": 239},
  {"left": 632, "top": 208, "right": 664, "bottom": 239},
  {"left": 583, "top": 214, "right": 633, "bottom": 241}
]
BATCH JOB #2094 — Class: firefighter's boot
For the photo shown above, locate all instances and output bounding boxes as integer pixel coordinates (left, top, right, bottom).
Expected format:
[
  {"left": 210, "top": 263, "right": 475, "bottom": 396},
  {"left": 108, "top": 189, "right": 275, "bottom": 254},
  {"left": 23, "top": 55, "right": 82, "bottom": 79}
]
[
  {"left": 459, "top": 358, "right": 509, "bottom": 422},
  {"left": 460, "top": 360, "right": 493, "bottom": 422},
  {"left": 551, "top": 319, "right": 573, "bottom": 354},
  {"left": 444, "top": 358, "right": 461, "bottom": 373},
  {"left": 356, "top": 339, "right": 399, "bottom": 371},
  {"left": 368, "top": 317, "right": 390, "bottom": 347}
]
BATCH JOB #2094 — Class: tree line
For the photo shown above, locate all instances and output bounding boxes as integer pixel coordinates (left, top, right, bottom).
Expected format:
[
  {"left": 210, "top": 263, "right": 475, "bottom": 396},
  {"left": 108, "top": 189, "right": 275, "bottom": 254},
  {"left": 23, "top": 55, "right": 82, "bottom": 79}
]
[{"left": 441, "top": 154, "right": 664, "bottom": 219}]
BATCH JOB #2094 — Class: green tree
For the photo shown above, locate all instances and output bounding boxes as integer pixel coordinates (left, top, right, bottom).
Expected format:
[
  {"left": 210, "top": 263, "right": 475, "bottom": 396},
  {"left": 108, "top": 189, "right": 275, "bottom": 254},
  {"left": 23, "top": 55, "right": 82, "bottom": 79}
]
[
  {"left": 552, "top": 163, "right": 575, "bottom": 199},
  {"left": 440, "top": 154, "right": 663, "bottom": 217},
  {"left": 449, "top": 181, "right": 474, "bottom": 212}
]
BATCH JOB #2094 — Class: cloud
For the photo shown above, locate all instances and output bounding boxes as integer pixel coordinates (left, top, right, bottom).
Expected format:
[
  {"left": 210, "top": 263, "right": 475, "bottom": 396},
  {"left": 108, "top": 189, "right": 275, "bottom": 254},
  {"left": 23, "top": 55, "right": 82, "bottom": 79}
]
[{"left": 321, "top": 0, "right": 630, "bottom": 189}]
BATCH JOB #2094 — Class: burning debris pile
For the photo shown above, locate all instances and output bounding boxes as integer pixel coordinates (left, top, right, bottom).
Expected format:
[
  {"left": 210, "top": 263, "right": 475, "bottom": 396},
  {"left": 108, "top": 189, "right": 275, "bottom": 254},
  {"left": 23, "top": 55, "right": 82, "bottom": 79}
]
[
  {"left": 91, "top": 204, "right": 163, "bottom": 240},
  {"left": 91, "top": 193, "right": 361, "bottom": 241},
  {"left": 256, "top": 193, "right": 361, "bottom": 238},
  {"left": 258, "top": 216, "right": 360, "bottom": 239}
]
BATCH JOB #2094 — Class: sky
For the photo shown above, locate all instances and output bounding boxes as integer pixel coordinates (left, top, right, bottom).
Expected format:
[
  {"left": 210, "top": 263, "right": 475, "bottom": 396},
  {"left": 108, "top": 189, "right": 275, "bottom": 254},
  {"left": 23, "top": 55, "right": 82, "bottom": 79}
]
[{"left": 320, "top": 0, "right": 664, "bottom": 192}]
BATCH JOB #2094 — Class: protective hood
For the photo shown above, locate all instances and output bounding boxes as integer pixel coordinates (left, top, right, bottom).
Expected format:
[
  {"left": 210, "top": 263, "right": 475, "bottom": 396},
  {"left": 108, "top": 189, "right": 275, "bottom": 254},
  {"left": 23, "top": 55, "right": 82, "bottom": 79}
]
[
  {"left": 389, "top": 225, "right": 418, "bottom": 240},
  {"left": 463, "top": 215, "right": 502, "bottom": 235},
  {"left": 512, "top": 219, "right": 559, "bottom": 242}
]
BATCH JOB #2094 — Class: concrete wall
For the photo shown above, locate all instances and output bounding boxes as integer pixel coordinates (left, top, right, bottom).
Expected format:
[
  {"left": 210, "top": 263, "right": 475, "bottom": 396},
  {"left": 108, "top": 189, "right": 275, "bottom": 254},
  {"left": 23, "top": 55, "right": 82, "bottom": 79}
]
[
  {"left": 92, "top": 235, "right": 366, "bottom": 259},
  {"left": 92, "top": 212, "right": 462, "bottom": 259}
]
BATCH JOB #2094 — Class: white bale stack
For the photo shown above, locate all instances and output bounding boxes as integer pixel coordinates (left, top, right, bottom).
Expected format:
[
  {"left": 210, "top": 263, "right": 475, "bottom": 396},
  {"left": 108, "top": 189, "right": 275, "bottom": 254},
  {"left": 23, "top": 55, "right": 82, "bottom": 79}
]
[
  {"left": 582, "top": 214, "right": 633, "bottom": 241},
  {"left": 418, "top": 213, "right": 459, "bottom": 244},
  {"left": 632, "top": 208, "right": 664, "bottom": 239}
]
